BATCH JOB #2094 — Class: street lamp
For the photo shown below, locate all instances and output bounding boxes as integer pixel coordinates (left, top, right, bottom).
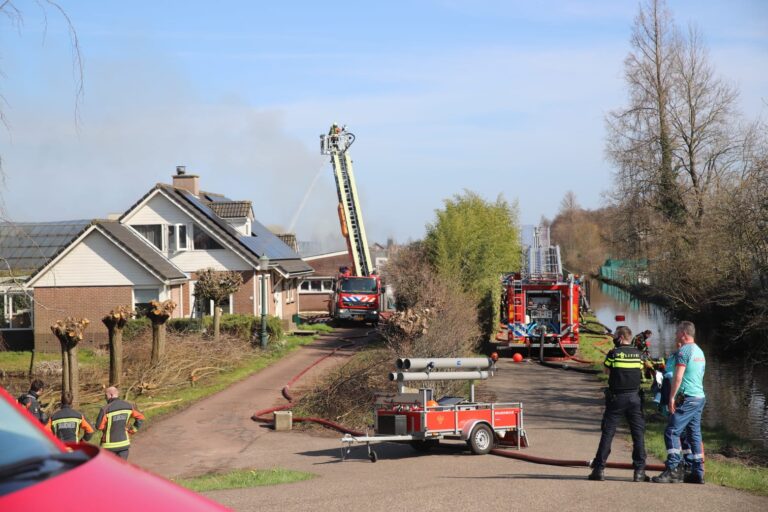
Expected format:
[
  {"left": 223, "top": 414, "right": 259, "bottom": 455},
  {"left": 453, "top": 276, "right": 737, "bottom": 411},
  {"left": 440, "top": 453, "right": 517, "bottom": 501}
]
[{"left": 259, "top": 255, "right": 270, "bottom": 349}]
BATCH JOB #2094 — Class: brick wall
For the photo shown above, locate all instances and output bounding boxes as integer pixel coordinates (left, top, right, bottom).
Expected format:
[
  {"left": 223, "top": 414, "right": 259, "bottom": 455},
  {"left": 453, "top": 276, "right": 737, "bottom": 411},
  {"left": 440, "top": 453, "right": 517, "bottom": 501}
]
[
  {"left": 299, "top": 293, "right": 332, "bottom": 313},
  {"left": 305, "top": 253, "right": 354, "bottom": 277},
  {"left": 33, "top": 286, "right": 133, "bottom": 352},
  {"left": 232, "top": 271, "right": 257, "bottom": 316}
]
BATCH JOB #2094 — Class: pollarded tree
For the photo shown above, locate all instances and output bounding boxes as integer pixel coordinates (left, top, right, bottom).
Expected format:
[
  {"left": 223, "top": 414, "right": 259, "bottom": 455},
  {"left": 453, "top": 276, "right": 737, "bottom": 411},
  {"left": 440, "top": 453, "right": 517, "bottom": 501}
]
[
  {"left": 146, "top": 300, "right": 177, "bottom": 365},
  {"left": 50, "top": 317, "right": 89, "bottom": 408},
  {"left": 194, "top": 269, "right": 243, "bottom": 341},
  {"left": 102, "top": 306, "right": 134, "bottom": 386}
]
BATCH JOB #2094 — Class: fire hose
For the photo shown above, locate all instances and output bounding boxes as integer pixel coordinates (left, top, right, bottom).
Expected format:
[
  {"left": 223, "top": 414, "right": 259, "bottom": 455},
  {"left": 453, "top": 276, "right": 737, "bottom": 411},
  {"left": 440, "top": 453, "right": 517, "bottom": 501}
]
[
  {"left": 251, "top": 329, "right": 664, "bottom": 472},
  {"left": 251, "top": 331, "right": 372, "bottom": 436}
]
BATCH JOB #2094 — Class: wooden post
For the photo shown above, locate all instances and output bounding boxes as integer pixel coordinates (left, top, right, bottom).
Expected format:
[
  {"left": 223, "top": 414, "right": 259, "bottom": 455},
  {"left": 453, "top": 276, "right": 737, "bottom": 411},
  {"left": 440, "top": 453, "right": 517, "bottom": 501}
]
[
  {"left": 28, "top": 349, "right": 36, "bottom": 378},
  {"left": 213, "top": 306, "right": 222, "bottom": 342}
]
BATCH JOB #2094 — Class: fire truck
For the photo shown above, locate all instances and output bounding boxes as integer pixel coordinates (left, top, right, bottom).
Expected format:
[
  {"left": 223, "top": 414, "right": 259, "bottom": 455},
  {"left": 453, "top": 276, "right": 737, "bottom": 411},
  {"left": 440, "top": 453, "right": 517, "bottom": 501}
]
[
  {"left": 320, "top": 124, "right": 381, "bottom": 324},
  {"left": 493, "top": 226, "right": 581, "bottom": 356},
  {"left": 340, "top": 356, "right": 527, "bottom": 462}
]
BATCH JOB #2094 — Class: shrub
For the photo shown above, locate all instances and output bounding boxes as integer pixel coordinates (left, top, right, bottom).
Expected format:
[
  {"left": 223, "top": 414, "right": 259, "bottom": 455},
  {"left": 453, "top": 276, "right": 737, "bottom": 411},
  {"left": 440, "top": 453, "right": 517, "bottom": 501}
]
[
  {"left": 123, "top": 318, "right": 151, "bottom": 341},
  {"left": 193, "top": 314, "right": 284, "bottom": 342},
  {"left": 167, "top": 318, "right": 204, "bottom": 334}
]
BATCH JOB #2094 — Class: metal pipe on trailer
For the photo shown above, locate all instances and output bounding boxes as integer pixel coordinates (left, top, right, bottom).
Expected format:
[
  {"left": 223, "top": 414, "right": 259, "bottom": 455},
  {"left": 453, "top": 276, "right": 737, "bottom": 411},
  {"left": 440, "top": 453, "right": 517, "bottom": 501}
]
[
  {"left": 388, "top": 371, "right": 490, "bottom": 382},
  {"left": 396, "top": 357, "right": 493, "bottom": 371}
]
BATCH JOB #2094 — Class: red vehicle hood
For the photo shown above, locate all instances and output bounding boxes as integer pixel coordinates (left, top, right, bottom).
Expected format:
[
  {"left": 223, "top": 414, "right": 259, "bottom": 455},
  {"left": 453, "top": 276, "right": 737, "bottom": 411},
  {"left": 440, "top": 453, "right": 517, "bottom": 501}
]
[{"left": 0, "top": 443, "right": 228, "bottom": 511}]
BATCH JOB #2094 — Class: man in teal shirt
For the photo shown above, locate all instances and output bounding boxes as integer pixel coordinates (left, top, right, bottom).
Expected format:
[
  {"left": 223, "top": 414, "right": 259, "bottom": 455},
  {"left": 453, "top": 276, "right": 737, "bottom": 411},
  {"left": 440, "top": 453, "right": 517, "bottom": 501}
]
[{"left": 653, "top": 321, "right": 706, "bottom": 484}]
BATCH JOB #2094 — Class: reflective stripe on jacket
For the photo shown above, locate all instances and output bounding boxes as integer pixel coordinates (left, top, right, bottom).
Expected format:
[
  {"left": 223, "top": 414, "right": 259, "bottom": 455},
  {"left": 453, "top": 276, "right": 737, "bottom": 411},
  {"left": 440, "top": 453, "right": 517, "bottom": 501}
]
[
  {"left": 604, "top": 345, "right": 643, "bottom": 392},
  {"left": 47, "top": 407, "right": 94, "bottom": 442},
  {"left": 95, "top": 399, "right": 145, "bottom": 451}
]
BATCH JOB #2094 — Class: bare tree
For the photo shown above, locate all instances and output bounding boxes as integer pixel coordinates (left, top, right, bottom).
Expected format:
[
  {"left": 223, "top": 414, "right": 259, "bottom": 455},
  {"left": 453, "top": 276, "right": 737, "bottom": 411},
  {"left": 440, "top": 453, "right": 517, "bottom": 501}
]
[
  {"left": 607, "top": 0, "right": 685, "bottom": 227},
  {"left": 50, "top": 317, "right": 89, "bottom": 408},
  {"left": 194, "top": 269, "right": 243, "bottom": 341},
  {"left": 102, "top": 306, "right": 134, "bottom": 386},
  {"left": 668, "top": 25, "right": 740, "bottom": 224},
  {"left": 146, "top": 300, "right": 177, "bottom": 365}
]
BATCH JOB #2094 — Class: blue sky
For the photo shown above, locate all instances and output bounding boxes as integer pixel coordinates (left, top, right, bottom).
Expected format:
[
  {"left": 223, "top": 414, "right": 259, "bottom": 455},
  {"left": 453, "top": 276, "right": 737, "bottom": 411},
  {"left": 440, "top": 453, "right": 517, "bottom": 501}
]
[{"left": 0, "top": 1, "right": 765, "bottom": 246}]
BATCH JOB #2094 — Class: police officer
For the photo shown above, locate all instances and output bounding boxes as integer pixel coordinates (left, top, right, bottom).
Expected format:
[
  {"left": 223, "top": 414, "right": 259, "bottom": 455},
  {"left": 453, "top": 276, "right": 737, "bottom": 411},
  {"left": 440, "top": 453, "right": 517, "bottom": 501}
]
[
  {"left": 46, "top": 391, "right": 95, "bottom": 443},
  {"left": 95, "top": 386, "right": 145, "bottom": 460},
  {"left": 589, "top": 326, "right": 647, "bottom": 482},
  {"left": 18, "top": 378, "right": 47, "bottom": 424}
]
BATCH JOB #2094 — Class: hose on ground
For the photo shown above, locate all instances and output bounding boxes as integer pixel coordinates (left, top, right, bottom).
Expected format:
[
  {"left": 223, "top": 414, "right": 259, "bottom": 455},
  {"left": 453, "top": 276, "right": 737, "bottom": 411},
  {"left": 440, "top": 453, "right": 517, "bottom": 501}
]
[
  {"left": 491, "top": 445, "right": 665, "bottom": 472},
  {"left": 251, "top": 329, "right": 373, "bottom": 435}
]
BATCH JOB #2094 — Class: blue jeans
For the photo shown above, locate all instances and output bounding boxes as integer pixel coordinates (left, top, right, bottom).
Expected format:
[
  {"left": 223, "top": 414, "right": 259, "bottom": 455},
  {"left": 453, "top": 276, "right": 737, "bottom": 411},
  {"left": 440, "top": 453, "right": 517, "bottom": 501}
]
[{"left": 664, "top": 396, "right": 705, "bottom": 476}]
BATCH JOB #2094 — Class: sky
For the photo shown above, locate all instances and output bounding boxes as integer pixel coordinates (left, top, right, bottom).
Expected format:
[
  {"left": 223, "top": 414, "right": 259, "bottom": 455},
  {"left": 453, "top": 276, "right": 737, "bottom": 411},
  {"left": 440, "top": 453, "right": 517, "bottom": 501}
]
[{"left": 0, "top": 0, "right": 765, "bottom": 246}]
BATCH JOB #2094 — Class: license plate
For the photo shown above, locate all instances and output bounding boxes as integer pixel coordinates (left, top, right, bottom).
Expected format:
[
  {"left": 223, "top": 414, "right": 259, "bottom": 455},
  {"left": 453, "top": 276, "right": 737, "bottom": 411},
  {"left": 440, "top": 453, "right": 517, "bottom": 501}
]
[{"left": 353, "top": 315, "right": 364, "bottom": 321}]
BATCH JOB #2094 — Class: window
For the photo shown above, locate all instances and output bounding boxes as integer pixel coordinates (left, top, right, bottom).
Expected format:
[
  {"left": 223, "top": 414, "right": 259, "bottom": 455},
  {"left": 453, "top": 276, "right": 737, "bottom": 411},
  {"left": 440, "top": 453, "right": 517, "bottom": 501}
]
[
  {"left": 168, "top": 224, "right": 188, "bottom": 252},
  {"left": 340, "top": 277, "right": 378, "bottom": 293},
  {"left": 192, "top": 224, "right": 223, "bottom": 250},
  {"left": 299, "top": 279, "right": 334, "bottom": 294},
  {"left": 190, "top": 281, "right": 233, "bottom": 317},
  {"left": 134, "top": 288, "right": 160, "bottom": 317},
  {"left": 134, "top": 225, "right": 163, "bottom": 250},
  {"left": 0, "top": 292, "right": 33, "bottom": 329}
]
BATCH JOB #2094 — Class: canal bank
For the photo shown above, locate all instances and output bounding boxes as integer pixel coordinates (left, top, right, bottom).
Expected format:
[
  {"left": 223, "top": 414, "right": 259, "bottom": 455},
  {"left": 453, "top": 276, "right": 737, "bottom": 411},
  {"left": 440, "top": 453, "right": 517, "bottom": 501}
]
[{"left": 582, "top": 281, "right": 768, "bottom": 494}]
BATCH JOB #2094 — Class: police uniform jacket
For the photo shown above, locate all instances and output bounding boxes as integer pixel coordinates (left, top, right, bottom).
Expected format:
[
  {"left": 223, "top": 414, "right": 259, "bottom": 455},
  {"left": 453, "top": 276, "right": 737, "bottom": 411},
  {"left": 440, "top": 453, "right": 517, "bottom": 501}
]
[{"left": 604, "top": 344, "right": 644, "bottom": 393}]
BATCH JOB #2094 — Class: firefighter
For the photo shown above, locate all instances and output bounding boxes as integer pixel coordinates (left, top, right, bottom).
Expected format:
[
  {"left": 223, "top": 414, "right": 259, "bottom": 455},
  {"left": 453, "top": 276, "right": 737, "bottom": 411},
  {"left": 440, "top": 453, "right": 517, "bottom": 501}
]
[
  {"left": 633, "top": 330, "right": 653, "bottom": 355},
  {"left": 588, "top": 325, "right": 647, "bottom": 482},
  {"left": 18, "top": 378, "right": 47, "bottom": 424},
  {"left": 46, "top": 390, "right": 94, "bottom": 443},
  {"left": 95, "top": 386, "right": 145, "bottom": 460}
]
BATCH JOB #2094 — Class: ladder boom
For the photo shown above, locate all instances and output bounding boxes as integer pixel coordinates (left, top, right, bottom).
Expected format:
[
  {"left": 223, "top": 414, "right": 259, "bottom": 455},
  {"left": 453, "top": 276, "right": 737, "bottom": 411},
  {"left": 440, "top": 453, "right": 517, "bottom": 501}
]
[{"left": 321, "top": 124, "right": 373, "bottom": 277}]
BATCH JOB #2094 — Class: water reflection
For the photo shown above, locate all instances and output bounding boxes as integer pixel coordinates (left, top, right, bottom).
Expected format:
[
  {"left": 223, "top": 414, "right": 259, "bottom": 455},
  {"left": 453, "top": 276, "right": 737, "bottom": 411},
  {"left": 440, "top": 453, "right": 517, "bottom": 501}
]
[{"left": 588, "top": 280, "right": 768, "bottom": 447}]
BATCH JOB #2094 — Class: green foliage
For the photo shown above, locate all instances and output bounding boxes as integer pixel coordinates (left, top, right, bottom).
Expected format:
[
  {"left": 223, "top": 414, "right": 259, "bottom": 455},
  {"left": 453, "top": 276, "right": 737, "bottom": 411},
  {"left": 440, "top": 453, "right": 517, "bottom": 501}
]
[
  {"left": 194, "top": 268, "right": 243, "bottom": 306},
  {"left": 195, "top": 314, "right": 284, "bottom": 342},
  {"left": 424, "top": 190, "right": 520, "bottom": 335},
  {"left": 175, "top": 468, "right": 316, "bottom": 492},
  {"left": 123, "top": 318, "right": 150, "bottom": 341},
  {"left": 267, "top": 315, "right": 283, "bottom": 342},
  {"left": 296, "top": 322, "right": 333, "bottom": 333},
  {"left": 167, "top": 318, "right": 204, "bottom": 334}
]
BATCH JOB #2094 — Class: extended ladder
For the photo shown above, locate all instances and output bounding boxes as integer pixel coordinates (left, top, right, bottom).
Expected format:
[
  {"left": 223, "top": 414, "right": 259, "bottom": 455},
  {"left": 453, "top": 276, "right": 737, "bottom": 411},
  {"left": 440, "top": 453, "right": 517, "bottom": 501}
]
[{"left": 320, "top": 125, "right": 373, "bottom": 277}]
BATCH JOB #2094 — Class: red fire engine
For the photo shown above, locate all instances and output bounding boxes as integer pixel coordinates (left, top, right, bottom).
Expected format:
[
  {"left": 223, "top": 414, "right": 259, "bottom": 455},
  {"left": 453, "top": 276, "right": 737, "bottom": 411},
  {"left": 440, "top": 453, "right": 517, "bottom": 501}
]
[
  {"left": 340, "top": 357, "right": 527, "bottom": 462},
  {"left": 493, "top": 226, "right": 581, "bottom": 356},
  {"left": 320, "top": 124, "right": 382, "bottom": 324}
]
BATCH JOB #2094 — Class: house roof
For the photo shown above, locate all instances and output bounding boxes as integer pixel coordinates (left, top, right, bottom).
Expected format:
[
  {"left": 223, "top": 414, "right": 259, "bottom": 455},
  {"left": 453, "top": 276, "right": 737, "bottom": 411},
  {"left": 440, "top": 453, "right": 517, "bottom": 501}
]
[
  {"left": 154, "top": 185, "right": 313, "bottom": 276},
  {"left": 96, "top": 221, "right": 187, "bottom": 282},
  {"left": 207, "top": 201, "right": 253, "bottom": 218},
  {"left": 0, "top": 220, "right": 91, "bottom": 273},
  {"left": 3, "top": 219, "right": 188, "bottom": 285}
]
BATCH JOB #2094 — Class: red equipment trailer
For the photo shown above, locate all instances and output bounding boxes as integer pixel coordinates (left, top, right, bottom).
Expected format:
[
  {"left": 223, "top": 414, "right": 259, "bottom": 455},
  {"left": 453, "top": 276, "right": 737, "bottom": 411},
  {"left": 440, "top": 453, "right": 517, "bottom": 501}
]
[{"left": 340, "top": 357, "right": 528, "bottom": 462}]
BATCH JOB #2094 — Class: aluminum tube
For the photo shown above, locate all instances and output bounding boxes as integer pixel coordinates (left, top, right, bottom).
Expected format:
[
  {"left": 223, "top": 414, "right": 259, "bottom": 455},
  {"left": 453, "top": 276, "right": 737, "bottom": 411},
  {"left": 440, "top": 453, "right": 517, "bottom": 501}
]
[
  {"left": 401, "top": 358, "right": 492, "bottom": 371},
  {"left": 388, "top": 371, "right": 490, "bottom": 382}
]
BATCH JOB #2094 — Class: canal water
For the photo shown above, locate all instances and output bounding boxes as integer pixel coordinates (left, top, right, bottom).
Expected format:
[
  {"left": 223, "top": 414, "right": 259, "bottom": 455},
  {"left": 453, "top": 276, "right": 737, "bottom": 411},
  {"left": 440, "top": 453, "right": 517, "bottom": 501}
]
[{"left": 588, "top": 280, "right": 768, "bottom": 448}]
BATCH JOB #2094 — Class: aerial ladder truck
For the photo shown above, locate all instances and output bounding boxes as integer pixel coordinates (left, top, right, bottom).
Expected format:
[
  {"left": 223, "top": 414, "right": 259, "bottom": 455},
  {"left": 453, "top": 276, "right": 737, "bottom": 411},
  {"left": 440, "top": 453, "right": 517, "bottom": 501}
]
[{"left": 320, "top": 124, "right": 381, "bottom": 324}]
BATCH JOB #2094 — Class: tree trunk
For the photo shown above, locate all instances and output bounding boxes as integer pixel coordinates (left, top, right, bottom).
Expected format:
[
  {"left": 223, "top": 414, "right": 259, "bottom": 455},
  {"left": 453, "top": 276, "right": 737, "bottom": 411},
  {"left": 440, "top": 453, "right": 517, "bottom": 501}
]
[
  {"left": 61, "top": 347, "right": 70, "bottom": 396},
  {"left": 151, "top": 322, "right": 166, "bottom": 365},
  {"left": 109, "top": 327, "right": 123, "bottom": 386},
  {"left": 213, "top": 306, "right": 222, "bottom": 341},
  {"left": 67, "top": 346, "right": 79, "bottom": 408},
  {"left": 28, "top": 349, "right": 36, "bottom": 378}
]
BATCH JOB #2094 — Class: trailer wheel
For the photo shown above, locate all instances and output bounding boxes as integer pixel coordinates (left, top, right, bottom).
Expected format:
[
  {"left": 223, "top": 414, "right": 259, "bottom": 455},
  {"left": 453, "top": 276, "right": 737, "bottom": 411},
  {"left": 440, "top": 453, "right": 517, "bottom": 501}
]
[
  {"left": 369, "top": 450, "right": 378, "bottom": 463},
  {"left": 469, "top": 424, "right": 494, "bottom": 455}
]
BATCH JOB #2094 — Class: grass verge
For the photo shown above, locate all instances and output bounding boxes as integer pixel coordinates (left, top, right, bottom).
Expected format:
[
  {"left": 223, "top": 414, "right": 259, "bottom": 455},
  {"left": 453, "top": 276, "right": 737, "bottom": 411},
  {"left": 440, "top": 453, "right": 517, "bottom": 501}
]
[
  {"left": 0, "top": 349, "right": 107, "bottom": 373},
  {"left": 296, "top": 323, "right": 334, "bottom": 333},
  {"left": 174, "top": 468, "right": 316, "bottom": 492},
  {"left": 579, "top": 314, "right": 768, "bottom": 496},
  {"left": 80, "top": 334, "right": 318, "bottom": 424}
]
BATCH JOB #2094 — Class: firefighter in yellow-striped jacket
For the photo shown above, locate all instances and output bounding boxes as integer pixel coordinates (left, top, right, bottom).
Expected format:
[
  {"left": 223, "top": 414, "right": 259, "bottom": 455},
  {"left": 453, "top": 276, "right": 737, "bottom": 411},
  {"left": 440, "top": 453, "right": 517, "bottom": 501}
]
[
  {"left": 46, "top": 391, "right": 94, "bottom": 442},
  {"left": 95, "top": 386, "right": 145, "bottom": 460}
]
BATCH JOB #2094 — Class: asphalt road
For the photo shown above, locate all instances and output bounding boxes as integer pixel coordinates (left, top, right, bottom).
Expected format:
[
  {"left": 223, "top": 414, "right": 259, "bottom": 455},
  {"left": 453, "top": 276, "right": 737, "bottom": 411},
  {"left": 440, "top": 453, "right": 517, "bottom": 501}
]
[{"left": 130, "top": 337, "right": 768, "bottom": 511}]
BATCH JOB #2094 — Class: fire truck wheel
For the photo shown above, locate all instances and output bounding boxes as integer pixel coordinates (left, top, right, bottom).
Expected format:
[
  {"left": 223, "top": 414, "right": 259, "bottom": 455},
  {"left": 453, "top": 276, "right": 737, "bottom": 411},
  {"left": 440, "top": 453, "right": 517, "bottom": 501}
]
[
  {"left": 468, "top": 424, "right": 494, "bottom": 455},
  {"left": 410, "top": 439, "right": 439, "bottom": 452}
]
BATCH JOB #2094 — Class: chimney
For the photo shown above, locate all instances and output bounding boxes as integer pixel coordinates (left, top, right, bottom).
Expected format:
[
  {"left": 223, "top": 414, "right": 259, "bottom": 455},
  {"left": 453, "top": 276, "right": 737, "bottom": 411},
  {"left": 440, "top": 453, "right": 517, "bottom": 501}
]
[{"left": 172, "top": 165, "right": 200, "bottom": 196}]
